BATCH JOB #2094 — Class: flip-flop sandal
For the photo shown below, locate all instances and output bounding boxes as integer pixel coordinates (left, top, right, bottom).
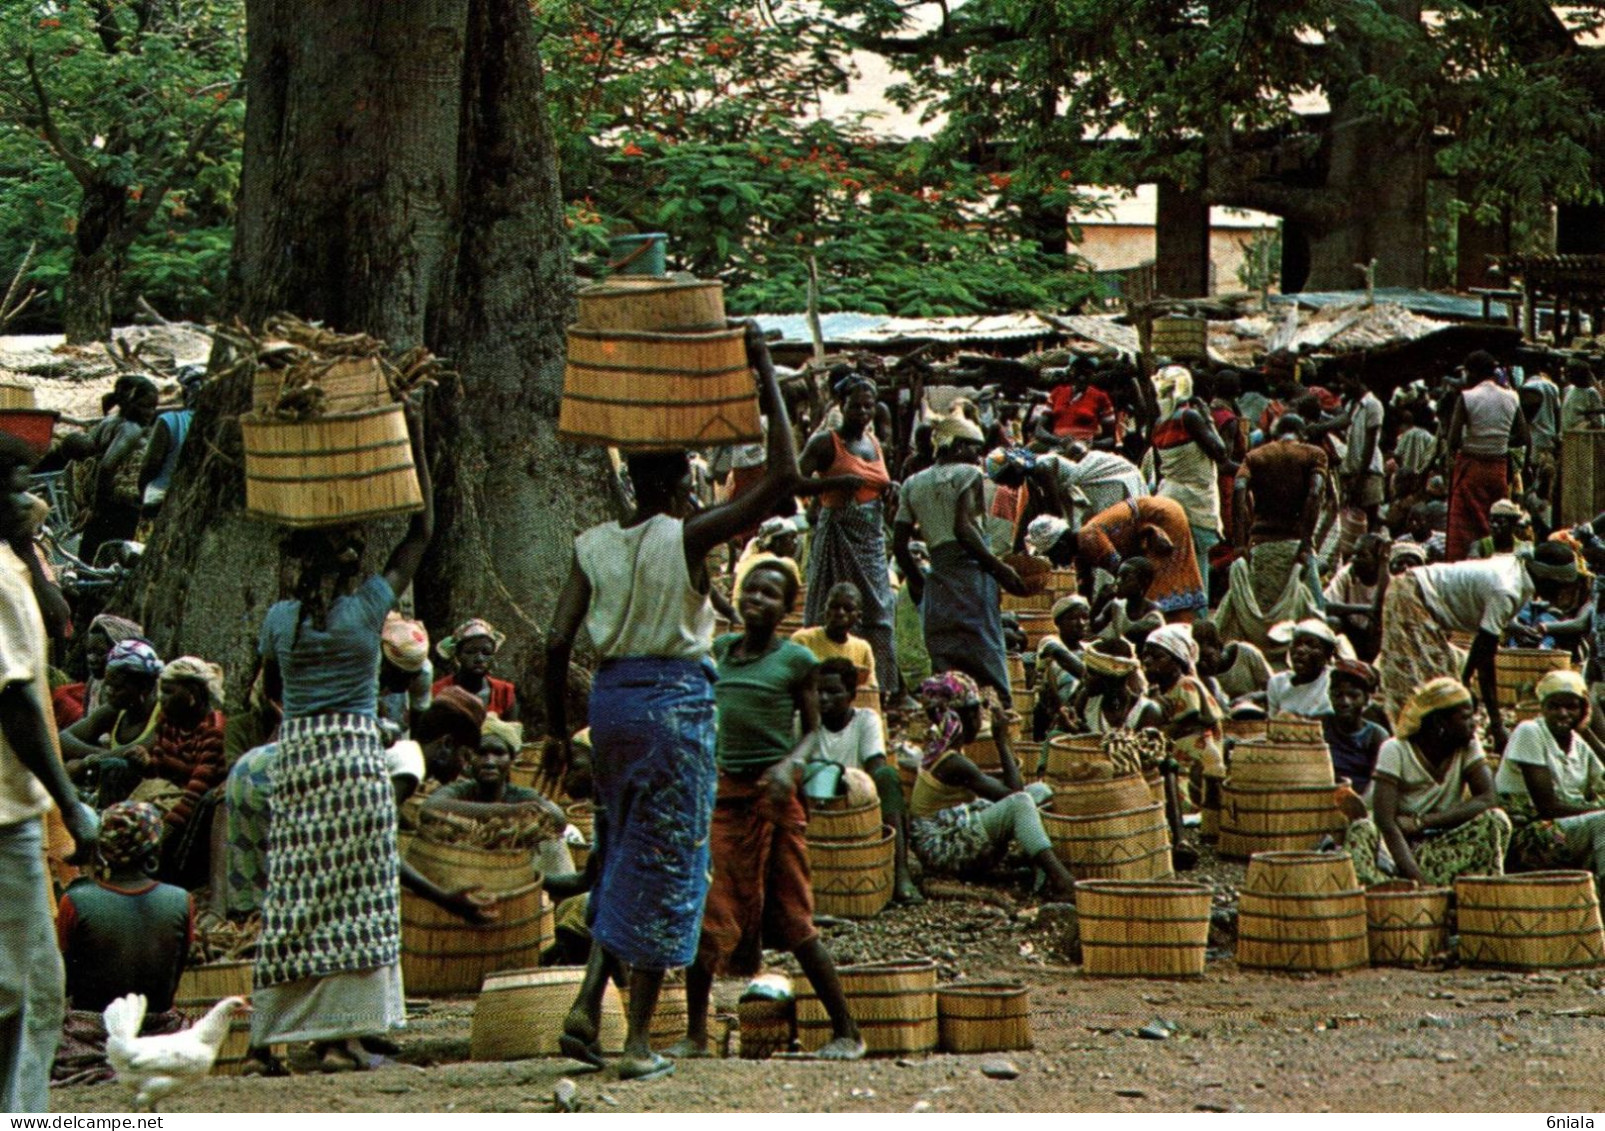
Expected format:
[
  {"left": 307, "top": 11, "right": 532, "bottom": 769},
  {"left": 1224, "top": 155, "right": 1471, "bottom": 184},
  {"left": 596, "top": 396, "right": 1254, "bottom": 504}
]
[
  {"left": 617, "top": 1053, "right": 675, "bottom": 1082},
  {"left": 558, "top": 1032, "right": 607, "bottom": 1073}
]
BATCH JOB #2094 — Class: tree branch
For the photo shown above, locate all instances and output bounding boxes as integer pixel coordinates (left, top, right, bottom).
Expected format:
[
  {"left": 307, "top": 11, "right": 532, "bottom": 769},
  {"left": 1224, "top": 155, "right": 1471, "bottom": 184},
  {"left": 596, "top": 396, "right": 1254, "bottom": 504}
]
[
  {"left": 107, "top": 101, "right": 233, "bottom": 254},
  {"left": 24, "top": 53, "right": 98, "bottom": 188}
]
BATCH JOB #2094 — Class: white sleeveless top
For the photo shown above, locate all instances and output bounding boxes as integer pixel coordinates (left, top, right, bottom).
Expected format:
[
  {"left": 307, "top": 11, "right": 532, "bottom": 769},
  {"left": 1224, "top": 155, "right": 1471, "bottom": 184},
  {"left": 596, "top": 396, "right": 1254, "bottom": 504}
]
[
  {"left": 1461, "top": 381, "right": 1519, "bottom": 457},
  {"left": 575, "top": 514, "right": 714, "bottom": 660}
]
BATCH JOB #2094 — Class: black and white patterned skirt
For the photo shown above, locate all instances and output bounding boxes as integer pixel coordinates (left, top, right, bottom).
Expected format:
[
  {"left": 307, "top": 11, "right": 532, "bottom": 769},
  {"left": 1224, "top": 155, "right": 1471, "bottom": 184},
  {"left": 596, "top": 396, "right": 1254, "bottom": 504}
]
[{"left": 254, "top": 713, "right": 399, "bottom": 989}]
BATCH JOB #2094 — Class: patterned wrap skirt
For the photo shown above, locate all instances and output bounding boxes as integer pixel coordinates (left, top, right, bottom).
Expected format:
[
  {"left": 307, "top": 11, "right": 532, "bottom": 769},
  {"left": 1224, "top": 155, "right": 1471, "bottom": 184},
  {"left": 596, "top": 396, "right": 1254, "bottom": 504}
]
[
  {"left": 254, "top": 714, "right": 398, "bottom": 989},
  {"left": 587, "top": 657, "right": 718, "bottom": 971},
  {"left": 806, "top": 499, "right": 900, "bottom": 696}
]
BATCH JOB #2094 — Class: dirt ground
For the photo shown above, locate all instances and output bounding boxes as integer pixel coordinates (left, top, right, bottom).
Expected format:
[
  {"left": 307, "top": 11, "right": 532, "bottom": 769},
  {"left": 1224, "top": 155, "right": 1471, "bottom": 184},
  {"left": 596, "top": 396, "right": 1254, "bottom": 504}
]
[{"left": 55, "top": 850, "right": 1605, "bottom": 1114}]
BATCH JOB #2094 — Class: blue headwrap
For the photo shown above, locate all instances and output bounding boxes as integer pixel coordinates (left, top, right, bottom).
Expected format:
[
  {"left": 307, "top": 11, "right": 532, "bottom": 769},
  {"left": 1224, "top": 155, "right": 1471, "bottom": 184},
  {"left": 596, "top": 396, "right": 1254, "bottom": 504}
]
[{"left": 985, "top": 447, "right": 1038, "bottom": 482}]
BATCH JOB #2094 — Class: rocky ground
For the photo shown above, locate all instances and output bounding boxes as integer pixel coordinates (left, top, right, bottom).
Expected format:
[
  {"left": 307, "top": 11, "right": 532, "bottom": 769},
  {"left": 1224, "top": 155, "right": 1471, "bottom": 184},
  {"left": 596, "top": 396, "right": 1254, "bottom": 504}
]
[{"left": 54, "top": 846, "right": 1605, "bottom": 1114}]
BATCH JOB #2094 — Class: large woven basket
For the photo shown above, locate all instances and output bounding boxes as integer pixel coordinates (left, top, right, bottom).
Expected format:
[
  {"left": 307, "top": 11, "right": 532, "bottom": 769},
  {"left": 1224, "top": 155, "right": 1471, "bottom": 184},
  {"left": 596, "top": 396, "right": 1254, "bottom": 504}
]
[
  {"left": 796, "top": 960, "right": 937, "bottom": 1055},
  {"left": 241, "top": 404, "right": 422, "bottom": 528},
  {"left": 1365, "top": 881, "right": 1451, "bottom": 966},
  {"left": 1456, "top": 871, "right": 1605, "bottom": 970},
  {"left": 470, "top": 966, "right": 626, "bottom": 1060},
  {"left": 937, "top": 982, "right": 1032, "bottom": 1052},
  {"left": 1076, "top": 879, "right": 1213, "bottom": 977},
  {"left": 559, "top": 325, "right": 760, "bottom": 450}
]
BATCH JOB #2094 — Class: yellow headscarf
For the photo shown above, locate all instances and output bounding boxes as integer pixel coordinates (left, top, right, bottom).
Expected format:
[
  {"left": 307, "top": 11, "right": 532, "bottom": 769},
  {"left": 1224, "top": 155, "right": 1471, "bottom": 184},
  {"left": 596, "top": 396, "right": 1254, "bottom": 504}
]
[
  {"left": 1536, "top": 670, "right": 1589, "bottom": 721},
  {"left": 1395, "top": 677, "right": 1472, "bottom": 740}
]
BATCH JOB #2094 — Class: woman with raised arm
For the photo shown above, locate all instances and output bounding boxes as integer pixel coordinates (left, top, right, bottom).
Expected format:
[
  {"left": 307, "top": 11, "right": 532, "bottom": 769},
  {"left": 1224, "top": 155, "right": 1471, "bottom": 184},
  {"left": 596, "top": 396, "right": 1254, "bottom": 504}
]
[
  {"left": 543, "top": 322, "right": 800, "bottom": 1083},
  {"left": 250, "top": 402, "right": 432, "bottom": 1074}
]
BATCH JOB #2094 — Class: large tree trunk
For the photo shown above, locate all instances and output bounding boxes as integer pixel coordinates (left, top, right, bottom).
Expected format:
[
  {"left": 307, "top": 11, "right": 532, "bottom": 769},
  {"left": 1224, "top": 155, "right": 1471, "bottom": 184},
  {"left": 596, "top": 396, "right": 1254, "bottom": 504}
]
[
  {"left": 62, "top": 184, "right": 135, "bottom": 343},
  {"left": 1154, "top": 178, "right": 1211, "bottom": 297},
  {"left": 131, "top": 0, "right": 610, "bottom": 722}
]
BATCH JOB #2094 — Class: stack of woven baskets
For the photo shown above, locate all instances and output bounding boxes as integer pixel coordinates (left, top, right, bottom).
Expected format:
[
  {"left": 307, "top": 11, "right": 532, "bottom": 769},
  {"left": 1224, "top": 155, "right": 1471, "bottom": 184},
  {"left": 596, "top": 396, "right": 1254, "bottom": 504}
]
[
  {"left": 1041, "top": 733, "right": 1171, "bottom": 882},
  {"left": 806, "top": 769, "right": 895, "bottom": 919},
  {"left": 558, "top": 274, "right": 761, "bottom": 451},
  {"left": 1218, "top": 716, "right": 1345, "bottom": 858}
]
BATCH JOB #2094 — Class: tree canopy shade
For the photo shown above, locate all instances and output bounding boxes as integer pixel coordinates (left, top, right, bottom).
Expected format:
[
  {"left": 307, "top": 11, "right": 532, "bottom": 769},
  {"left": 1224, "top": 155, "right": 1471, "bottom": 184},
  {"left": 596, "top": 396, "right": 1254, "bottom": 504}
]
[
  {"left": 826, "top": 0, "right": 1605, "bottom": 290},
  {"left": 0, "top": 0, "right": 243, "bottom": 340},
  {"left": 133, "top": 0, "right": 610, "bottom": 711},
  {"left": 536, "top": 0, "right": 1107, "bottom": 314}
]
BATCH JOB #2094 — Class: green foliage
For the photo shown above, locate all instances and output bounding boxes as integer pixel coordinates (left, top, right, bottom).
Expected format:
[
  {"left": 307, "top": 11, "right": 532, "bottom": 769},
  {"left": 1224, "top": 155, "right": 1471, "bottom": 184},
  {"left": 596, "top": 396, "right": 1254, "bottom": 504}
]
[
  {"left": 537, "top": 0, "right": 1102, "bottom": 315},
  {"left": 0, "top": 0, "right": 244, "bottom": 328}
]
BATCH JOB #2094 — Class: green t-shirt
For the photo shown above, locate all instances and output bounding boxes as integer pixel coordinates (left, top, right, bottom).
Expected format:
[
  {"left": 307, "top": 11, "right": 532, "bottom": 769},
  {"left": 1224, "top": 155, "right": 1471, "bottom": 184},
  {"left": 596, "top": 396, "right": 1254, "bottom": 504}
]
[{"left": 713, "top": 634, "right": 819, "bottom": 772}]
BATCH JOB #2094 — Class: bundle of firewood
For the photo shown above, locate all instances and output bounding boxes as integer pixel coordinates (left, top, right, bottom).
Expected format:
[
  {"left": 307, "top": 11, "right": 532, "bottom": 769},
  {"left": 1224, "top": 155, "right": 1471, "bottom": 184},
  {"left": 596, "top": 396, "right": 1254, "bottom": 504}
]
[{"left": 417, "top": 803, "right": 563, "bottom": 851}]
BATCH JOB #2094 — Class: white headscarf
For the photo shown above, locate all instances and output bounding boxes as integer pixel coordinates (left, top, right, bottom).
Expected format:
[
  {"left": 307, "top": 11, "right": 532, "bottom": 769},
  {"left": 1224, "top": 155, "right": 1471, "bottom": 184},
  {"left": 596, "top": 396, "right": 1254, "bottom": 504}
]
[
  {"left": 1145, "top": 623, "right": 1198, "bottom": 674},
  {"left": 1155, "top": 364, "right": 1195, "bottom": 418},
  {"left": 1026, "top": 514, "right": 1071, "bottom": 556}
]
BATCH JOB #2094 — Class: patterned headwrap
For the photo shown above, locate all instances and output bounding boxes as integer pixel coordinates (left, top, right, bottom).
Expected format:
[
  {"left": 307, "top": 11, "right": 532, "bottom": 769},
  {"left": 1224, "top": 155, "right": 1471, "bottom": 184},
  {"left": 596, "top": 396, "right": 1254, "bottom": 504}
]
[
  {"left": 1052, "top": 594, "right": 1091, "bottom": 622},
  {"left": 431, "top": 685, "right": 488, "bottom": 733},
  {"left": 1083, "top": 644, "right": 1142, "bottom": 679},
  {"left": 833, "top": 372, "right": 876, "bottom": 401},
  {"left": 1489, "top": 498, "right": 1527, "bottom": 520},
  {"left": 159, "top": 656, "right": 225, "bottom": 710},
  {"left": 438, "top": 618, "right": 506, "bottom": 662},
  {"left": 88, "top": 614, "right": 145, "bottom": 646},
  {"left": 1155, "top": 365, "right": 1195, "bottom": 416},
  {"left": 1026, "top": 515, "right": 1071, "bottom": 556},
  {"left": 381, "top": 612, "right": 430, "bottom": 673},
  {"left": 1537, "top": 669, "right": 1589, "bottom": 711},
  {"left": 917, "top": 672, "right": 982, "bottom": 769},
  {"left": 1395, "top": 677, "right": 1473, "bottom": 740},
  {"left": 1145, "top": 623, "right": 1199, "bottom": 674},
  {"left": 985, "top": 447, "right": 1038, "bottom": 482},
  {"left": 99, "top": 801, "right": 163, "bottom": 869},
  {"left": 480, "top": 715, "right": 524, "bottom": 752},
  {"left": 756, "top": 516, "right": 802, "bottom": 549},
  {"left": 1331, "top": 657, "right": 1378, "bottom": 693},
  {"left": 1389, "top": 542, "right": 1428, "bottom": 569},
  {"left": 1523, "top": 546, "right": 1580, "bottom": 584},
  {"left": 105, "top": 639, "right": 162, "bottom": 678}
]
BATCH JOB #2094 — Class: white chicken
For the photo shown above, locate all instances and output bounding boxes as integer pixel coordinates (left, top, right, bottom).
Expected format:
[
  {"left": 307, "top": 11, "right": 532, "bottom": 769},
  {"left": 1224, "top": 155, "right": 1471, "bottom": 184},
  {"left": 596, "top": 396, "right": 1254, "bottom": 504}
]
[{"left": 103, "top": 992, "right": 251, "bottom": 1111}]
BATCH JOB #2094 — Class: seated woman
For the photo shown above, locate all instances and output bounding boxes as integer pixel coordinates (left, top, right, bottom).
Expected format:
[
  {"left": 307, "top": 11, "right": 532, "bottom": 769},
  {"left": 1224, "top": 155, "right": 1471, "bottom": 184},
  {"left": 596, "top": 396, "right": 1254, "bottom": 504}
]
[
  {"left": 52, "top": 801, "right": 192, "bottom": 1086},
  {"left": 1064, "top": 638, "right": 1162, "bottom": 735},
  {"left": 809, "top": 658, "right": 919, "bottom": 904},
  {"left": 791, "top": 582, "right": 880, "bottom": 696},
  {"left": 1140, "top": 625, "right": 1226, "bottom": 829},
  {"left": 51, "top": 613, "right": 144, "bottom": 730},
  {"left": 1264, "top": 618, "right": 1339, "bottom": 718},
  {"left": 432, "top": 618, "right": 519, "bottom": 721},
  {"left": 59, "top": 639, "right": 164, "bottom": 806},
  {"left": 1323, "top": 658, "right": 1389, "bottom": 798},
  {"left": 1034, "top": 595, "right": 1091, "bottom": 738},
  {"left": 1346, "top": 677, "right": 1511, "bottom": 886},
  {"left": 141, "top": 657, "right": 229, "bottom": 888},
  {"left": 1091, "top": 557, "right": 1162, "bottom": 645},
  {"left": 1496, "top": 670, "right": 1605, "bottom": 895},
  {"left": 1191, "top": 620, "right": 1272, "bottom": 715},
  {"left": 426, "top": 717, "right": 566, "bottom": 824},
  {"left": 906, "top": 672, "right": 1077, "bottom": 899}
]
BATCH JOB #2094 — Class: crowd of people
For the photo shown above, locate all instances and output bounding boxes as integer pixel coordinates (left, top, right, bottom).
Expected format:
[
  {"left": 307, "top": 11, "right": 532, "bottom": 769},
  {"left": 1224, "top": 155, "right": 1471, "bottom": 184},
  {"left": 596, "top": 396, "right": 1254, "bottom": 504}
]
[{"left": 4, "top": 328, "right": 1605, "bottom": 1108}]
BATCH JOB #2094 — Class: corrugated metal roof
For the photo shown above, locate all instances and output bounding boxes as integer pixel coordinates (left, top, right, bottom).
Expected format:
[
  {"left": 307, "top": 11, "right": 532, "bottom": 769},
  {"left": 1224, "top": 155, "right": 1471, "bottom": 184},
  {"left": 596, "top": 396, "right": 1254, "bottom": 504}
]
[
  {"left": 753, "top": 310, "right": 1066, "bottom": 346},
  {"left": 1270, "top": 288, "right": 1510, "bottom": 321}
]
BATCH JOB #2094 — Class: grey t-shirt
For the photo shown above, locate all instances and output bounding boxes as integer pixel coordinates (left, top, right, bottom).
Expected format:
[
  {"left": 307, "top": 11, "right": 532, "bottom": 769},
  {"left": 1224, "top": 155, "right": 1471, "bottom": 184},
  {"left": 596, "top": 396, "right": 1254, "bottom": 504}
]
[
  {"left": 259, "top": 574, "right": 395, "bottom": 719},
  {"left": 898, "top": 463, "right": 983, "bottom": 548}
]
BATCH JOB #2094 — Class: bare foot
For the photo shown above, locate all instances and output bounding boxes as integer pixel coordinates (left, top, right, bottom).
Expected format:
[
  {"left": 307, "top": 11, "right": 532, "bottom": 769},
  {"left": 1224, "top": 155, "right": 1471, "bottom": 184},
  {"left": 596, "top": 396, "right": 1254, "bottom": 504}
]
[
  {"left": 893, "top": 879, "right": 925, "bottom": 905},
  {"left": 663, "top": 1037, "right": 712, "bottom": 1059},
  {"left": 814, "top": 1035, "right": 866, "bottom": 1061}
]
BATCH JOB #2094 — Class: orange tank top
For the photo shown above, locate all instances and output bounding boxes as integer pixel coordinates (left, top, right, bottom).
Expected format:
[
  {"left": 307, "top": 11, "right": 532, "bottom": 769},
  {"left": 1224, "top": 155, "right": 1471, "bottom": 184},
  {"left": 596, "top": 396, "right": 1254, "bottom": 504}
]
[{"left": 819, "top": 431, "right": 892, "bottom": 508}]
